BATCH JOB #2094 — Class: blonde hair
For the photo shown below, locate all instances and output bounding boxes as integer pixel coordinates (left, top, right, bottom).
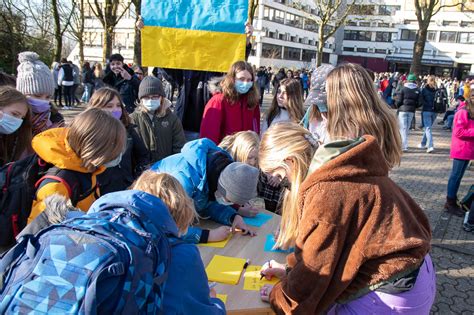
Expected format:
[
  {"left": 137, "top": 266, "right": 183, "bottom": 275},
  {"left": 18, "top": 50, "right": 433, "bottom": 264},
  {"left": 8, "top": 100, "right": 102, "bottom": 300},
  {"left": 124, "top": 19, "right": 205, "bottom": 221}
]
[
  {"left": 131, "top": 171, "right": 198, "bottom": 235},
  {"left": 427, "top": 75, "right": 436, "bottom": 89},
  {"left": 259, "top": 122, "right": 317, "bottom": 249},
  {"left": 88, "top": 87, "right": 130, "bottom": 127},
  {"left": 266, "top": 78, "right": 304, "bottom": 127},
  {"left": 221, "top": 61, "right": 260, "bottom": 109},
  {"left": 326, "top": 63, "right": 402, "bottom": 168},
  {"left": 67, "top": 108, "right": 126, "bottom": 172},
  {"left": 466, "top": 89, "right": 474, "bottom": 119},
  {"left": 219, "top": 131, "right": 260, "bottom": 167}
]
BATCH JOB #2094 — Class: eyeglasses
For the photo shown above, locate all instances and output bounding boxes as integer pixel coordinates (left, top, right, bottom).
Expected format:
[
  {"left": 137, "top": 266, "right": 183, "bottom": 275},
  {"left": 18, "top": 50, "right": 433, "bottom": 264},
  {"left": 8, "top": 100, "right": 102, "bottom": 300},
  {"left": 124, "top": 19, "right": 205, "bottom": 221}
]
[{"left": 135, "top": 72, "right": 143, "bottom": 75}]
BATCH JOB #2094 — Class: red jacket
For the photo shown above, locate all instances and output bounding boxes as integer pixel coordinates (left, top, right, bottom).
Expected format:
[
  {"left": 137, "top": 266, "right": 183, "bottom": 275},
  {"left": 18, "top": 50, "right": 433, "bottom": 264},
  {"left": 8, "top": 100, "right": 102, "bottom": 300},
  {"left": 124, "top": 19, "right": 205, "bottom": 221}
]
[{"left": 199, "top": 93, "right": 260, "bottom": 144}]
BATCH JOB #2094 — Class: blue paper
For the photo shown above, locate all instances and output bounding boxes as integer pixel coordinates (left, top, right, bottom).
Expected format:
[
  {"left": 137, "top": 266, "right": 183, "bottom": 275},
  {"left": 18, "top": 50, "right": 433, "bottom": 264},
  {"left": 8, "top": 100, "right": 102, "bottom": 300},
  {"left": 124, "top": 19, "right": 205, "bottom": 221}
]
[
  {"left": 243, "top": 213, "right": 272, "bottom": 227},
  {"left": 264, "top": 234, "right": 294, "bottom": 253}
]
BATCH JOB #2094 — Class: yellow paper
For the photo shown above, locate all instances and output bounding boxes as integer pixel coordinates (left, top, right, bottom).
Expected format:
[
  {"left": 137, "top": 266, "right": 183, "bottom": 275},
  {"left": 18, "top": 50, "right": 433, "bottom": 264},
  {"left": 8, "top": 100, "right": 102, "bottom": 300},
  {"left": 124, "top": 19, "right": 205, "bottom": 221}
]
[
  {"left": 205, "top": 255, "right": 246, "bottom": 285},
  {"left": 216, "top": 294, "right": 227, "bottom": 304},
  {"left": 198, "top": 234, "right": 232, "bottom": 248},
  {"left": 243, "top": 265, "right": 279, "bottom": 291}
]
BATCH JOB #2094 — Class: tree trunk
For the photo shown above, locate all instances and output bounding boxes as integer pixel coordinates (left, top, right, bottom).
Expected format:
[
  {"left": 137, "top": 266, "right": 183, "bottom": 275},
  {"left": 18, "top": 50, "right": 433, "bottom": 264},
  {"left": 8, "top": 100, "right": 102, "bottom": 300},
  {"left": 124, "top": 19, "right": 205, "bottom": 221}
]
[
  {"left": 133, "top": 0, "right": 142, "bottom": 66},
  {"left": 103, "top": 29, "right": 114, "bottom": 64},
  {"left": 410, "top": 21, "right": 429, "bottom": 75},
  {"left": 78, "top": 0, "right": 85, "bottom": 68},
  {"left": 51, "top": 0, "right": 62, "bottom": 62},
  {"left": 78, "top": 38, "right": 84, "bottom": 68},
  {"left": 316, "top": 25, "right": 325, "bottom": 67},
  {"left": 249, "top": 0, "right": 258, "bottom": 24}
]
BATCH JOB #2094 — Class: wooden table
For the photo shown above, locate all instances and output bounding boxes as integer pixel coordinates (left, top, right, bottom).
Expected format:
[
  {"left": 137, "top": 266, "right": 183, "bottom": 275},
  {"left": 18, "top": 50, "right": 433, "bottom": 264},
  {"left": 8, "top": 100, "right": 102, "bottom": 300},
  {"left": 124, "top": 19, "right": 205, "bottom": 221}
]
[{"left": 198, "top": 208, "right": 287, "bottom": 315}]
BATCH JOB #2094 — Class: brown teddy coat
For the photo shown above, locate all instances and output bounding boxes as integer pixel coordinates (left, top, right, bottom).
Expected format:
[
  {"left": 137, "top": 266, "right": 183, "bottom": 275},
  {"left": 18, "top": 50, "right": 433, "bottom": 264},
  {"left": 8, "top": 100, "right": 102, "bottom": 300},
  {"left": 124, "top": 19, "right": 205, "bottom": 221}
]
[{"left": 269, "top": 135, "right": 431, "bottom": 314}]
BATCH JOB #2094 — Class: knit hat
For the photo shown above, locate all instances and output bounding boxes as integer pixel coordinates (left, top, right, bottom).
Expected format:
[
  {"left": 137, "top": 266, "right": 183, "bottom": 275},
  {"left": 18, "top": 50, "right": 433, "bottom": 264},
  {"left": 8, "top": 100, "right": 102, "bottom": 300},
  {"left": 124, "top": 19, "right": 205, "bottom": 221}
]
[
  {"left": 16, "top": 51, "right": 55, "bottom": 96},
  {"left": 138, "top": 75, "right": 165, "bottom": 99},
  {"left": 217, "top": 162, "right": 259, "bottom": 205},
  {"left": 304, "top": 64, "right": 335, "bottom": 112},
  {"left": 407, "top": 73, "right": 417, "bottom": 82}
]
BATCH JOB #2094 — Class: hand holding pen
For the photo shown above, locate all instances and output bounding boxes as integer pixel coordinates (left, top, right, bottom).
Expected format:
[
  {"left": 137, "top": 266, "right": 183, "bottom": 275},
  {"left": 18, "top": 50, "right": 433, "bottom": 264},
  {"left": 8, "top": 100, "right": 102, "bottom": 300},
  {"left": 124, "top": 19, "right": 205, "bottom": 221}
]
[{"left": 260, "top": 260, "right": 286, "bottom": 280}]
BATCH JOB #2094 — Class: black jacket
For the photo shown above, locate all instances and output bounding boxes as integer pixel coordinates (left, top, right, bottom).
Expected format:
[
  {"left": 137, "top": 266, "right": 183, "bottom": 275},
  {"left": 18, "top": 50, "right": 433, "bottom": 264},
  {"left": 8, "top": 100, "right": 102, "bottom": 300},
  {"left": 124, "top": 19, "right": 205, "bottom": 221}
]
[
  {"left": 395, "top": 83, "right": 422, "bottom": 112},
  {"left": 103, "top": 65, "right": 140, "bottom": 113},
  {"left": 97, "top": 125, "right": 150, "bottom": 194}
]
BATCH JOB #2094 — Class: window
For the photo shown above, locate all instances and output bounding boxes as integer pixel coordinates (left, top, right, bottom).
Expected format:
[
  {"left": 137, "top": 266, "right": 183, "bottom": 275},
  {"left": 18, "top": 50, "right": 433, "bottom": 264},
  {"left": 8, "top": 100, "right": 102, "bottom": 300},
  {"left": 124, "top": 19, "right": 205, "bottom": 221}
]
[
  {"left": 375, "top": 49, "right": 387, "bottom": 54},
  {"left": 458, "top": 32, "right": 474, "bottom": 44},
  {"left": 305, "top": 19, "right": 318, "bottom": 32},
  {"left": 344, "top": 30, "right": 372, "bottom": 41},
  {"left": 273, "top": 9, "right": 285, "bottom": 23},
  {"left": 284, "top": 47, "right": 301, "bottom": 60},
  {"left": 378, "top": 22, "right": 390, "bottom": 27},
  {"left": 262, "top": 44, "right": 282, "bottom": 59},
  {"left": 347, "top": 21, "right": 358, "bottom": 26},
  {"left": 400, "top": 29, "right": 416, "bottom": 41},
  {"left": 278, "top": 33, "right": 286, "bottom": 41},
  {"left": 357, "top": 48, "right": 368, "bottom": 53},
  {"left": 375, "top": 32, "right": 392, "bottom": 42},
  {"left": 442, "top": 21, "right": 458, "bottom": 26},
  {"left": 302, "top": 49, "right": 316, "bottom": 61},
  {"left": 440, "top": 31, "right": 457, "bottom": 43},
  {"left": 350, "top": 5, "right": 375, "bottom": 15},
  {"left": 343, "top": 47, "right": 355, "bottom": 52},
  {"left": 378, "top": 5, "right": 401, "bottom": 16},
  {"left": 268, "top": 31, "right": 276, "bottom": 39},
  {"left": 359, "top": 22, "right": 371, "bottom": 27},
  {"left": 427, "top": 31, "right": 437, "bottom": 41},
  {"left": 290, "top": 36, "right": 297, "bottom": 42}
]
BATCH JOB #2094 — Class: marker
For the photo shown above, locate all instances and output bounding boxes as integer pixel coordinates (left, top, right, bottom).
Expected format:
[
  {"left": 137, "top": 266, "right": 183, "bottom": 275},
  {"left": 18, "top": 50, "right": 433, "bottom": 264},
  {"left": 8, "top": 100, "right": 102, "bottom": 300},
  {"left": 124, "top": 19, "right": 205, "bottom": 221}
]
[
  {"left": 260, "top": 260, "right": 272, "bottom": 280},
  {"left": 208, "top": 282, "right": 217, "bottom": 289},
  {"left": 238, "top": 259, "right": 251, "bottom": 284}
]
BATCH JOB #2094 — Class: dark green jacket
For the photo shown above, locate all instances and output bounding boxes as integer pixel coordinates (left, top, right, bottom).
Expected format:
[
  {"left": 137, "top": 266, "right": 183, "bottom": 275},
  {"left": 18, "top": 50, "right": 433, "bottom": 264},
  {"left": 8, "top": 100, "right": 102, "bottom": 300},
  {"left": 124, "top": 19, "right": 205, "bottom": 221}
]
[{"left": 130, "top": 104, "right": 186, "bottom": 163}]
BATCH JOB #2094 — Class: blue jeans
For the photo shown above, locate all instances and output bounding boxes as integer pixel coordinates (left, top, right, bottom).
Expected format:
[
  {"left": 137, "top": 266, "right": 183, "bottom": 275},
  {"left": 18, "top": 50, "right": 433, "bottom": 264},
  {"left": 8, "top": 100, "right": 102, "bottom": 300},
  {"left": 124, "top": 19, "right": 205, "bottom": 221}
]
[
  {"left": 445, "top": 115, "right": 454, "bottom": 129},
  {"left": 447, "top": 159, "right": 470, "bottom": 199},
  {"left": 398, "top": 112, "right": 414, "bottom": 150},
  {"left": 421, "top": 112, "right": 437, "bottom": 149},
  {"left": 81, "top": 83, "right": 94, "bottom": 103}
]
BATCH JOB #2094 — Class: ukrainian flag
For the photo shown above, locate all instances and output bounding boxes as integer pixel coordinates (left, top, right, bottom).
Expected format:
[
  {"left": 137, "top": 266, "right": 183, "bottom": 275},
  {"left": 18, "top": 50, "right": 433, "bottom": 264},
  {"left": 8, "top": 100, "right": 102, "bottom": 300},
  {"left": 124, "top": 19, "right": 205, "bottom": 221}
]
[{"left": 141, "top": 0, "right": 249, "bottom": 72}]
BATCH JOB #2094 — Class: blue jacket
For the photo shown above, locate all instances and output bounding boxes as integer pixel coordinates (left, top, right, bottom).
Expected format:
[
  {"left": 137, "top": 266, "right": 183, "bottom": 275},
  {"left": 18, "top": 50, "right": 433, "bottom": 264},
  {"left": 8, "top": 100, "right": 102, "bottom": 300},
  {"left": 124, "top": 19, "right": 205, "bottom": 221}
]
[
  {"left": 151, "top": 138, "right": 237, "bottom": 243},
  {"left": 421, "top": 86, "right": 436, "bottom": 112},
  {"left": 90, "top": 191, "right": 226, "bottom": 315}
]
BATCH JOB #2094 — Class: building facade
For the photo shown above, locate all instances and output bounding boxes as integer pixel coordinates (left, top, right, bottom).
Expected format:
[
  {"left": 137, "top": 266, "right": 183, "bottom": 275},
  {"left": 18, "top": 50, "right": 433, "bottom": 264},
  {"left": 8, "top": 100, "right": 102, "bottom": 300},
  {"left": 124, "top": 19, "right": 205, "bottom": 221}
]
[{"left": 69, "top": 0, "right": 474, "bottom": 77}]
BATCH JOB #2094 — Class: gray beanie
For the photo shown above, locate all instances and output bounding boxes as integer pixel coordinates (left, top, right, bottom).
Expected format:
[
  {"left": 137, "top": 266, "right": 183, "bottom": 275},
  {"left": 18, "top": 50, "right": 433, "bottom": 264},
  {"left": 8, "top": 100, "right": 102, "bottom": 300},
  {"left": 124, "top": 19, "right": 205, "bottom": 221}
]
[
  {"left": 304, "top": 64, "right": 335, "bottom": 112},
  {"left": 138, "top": 75, "right": 165, "bottom": 99},
  {"left": 217, "top": 162, "right": 259, "bottom": 205},
  {"left": 16, "top": 51, "right": 55, "bottom": 96}
]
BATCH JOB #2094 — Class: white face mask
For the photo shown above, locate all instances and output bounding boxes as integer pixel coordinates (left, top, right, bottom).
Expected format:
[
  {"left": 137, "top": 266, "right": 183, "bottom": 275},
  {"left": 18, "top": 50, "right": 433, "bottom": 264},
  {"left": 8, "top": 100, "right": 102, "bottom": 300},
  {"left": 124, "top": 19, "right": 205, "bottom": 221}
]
[
  {"left": 103, "top": 153, "right": 122, "bottom": 168},
  {"left": 142, "top": 99, "right": 161, "bottom": 111},
  {"left": 215, "top": 193, "right": 233, "bottom": 206},
  {"left": 0, "top": 113, "right": 23, "bottom": 134}
]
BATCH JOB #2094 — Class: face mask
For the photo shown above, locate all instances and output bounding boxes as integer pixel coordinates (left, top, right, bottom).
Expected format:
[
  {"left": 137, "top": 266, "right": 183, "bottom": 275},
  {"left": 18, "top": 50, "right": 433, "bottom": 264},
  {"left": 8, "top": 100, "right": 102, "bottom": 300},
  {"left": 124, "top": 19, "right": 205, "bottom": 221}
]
[
  {"left": 111, "top": 109, "right": 122, "bottom": 120},
  {"left": 142, "top": 99, "right": 161, "bottom": 111},
  {"left": 27, "top": 98, "right": 50, "bottom": 114},
  {"left": 104, "top": 153, "right": 122, "bottom": 168},
  {"left": 215, "top": 193, "right": 233, "bottom": 206},
  {"left": 0, "top": 113, "right": 23, "bottom": 134},
  {"left": 235, "top": 80, "right": 253, "bottom": 94}
]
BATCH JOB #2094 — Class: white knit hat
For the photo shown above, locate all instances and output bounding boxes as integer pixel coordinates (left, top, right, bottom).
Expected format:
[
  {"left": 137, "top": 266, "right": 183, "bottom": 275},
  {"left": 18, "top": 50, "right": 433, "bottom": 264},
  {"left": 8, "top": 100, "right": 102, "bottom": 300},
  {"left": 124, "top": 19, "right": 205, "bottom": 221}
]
[{"left": 16, "top": 51, "right": 55, "bottom": 96}]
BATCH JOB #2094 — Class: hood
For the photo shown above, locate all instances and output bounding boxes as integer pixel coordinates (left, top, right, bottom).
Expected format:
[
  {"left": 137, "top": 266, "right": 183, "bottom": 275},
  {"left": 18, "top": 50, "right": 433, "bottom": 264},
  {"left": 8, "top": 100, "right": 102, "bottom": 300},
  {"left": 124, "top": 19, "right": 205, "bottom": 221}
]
[
  {"left": 207, "top": 76, "right": 225, "bottom": 95},
  {"left": 32, "top": 127, "right": 106, "bottom": 174},
  {"left": 303, "top": 135, "right": 389, "bottom": 191},
  {"left": 404, "top": 82, "right": 418, "bottom": 89},
  {"left": 179, "top": 138, "right": 231, "bottom": 192},
  {"left": 89, "top": 190, "right": 180, "bottom": 237}
]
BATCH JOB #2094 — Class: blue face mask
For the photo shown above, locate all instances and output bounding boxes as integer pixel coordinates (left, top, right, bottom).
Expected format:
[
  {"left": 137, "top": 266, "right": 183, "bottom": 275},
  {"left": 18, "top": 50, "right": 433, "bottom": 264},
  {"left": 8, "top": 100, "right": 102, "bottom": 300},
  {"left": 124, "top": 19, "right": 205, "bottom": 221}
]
[
  {"left": 0, "top": 113, "right": 23, "bottom": 134},
  {"left": 103, "top": 153, "right": 122, "bottom": 168},
  {"left": 235, "top": 80, "right": 253, "bottom": 94}
]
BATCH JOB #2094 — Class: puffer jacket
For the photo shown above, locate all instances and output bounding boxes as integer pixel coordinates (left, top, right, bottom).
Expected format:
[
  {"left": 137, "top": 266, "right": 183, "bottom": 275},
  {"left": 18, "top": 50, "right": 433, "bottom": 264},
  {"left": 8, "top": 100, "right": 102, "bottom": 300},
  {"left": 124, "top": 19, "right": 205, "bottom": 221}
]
[
  {"left": 421, "top": 86, "right": 436, "bottom": 112},
  {"left": 395, "top": 82, "right": 422, "bottom": 112}
]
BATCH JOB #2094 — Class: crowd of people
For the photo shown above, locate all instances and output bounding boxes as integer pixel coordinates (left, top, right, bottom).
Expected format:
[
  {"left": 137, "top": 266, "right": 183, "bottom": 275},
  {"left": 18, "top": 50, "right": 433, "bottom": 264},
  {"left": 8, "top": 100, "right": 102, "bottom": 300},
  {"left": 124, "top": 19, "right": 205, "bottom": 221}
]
[{"left": 0, "top": 48, "right": 473, "bottom": 314}]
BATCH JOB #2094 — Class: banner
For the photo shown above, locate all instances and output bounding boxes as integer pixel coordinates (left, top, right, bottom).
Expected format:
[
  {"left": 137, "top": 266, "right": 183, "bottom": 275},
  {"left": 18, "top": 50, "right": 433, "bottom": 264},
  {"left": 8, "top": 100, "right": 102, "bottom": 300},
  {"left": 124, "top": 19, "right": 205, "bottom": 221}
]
[{"left": 141, "top": 0, "right": 249, "bottom": 72}]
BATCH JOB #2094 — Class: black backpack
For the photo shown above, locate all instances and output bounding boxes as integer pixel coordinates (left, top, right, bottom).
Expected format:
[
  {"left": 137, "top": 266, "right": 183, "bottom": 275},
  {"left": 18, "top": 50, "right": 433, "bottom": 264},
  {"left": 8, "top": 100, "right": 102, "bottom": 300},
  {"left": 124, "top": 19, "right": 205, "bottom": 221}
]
[
  {"left": 0, "top": 154, "right": 96, "bottom": 247},
  {"left": 434, "top": 89, "right": 447, "bottom": 113}
]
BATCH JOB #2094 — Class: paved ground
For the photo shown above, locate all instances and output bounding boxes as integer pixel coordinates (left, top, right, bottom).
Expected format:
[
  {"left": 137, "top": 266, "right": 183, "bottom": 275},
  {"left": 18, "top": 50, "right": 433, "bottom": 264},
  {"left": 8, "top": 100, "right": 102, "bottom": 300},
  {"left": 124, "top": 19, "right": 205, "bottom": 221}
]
[{"left": 61, "top": 93, "right": 473, "bottom": 313}]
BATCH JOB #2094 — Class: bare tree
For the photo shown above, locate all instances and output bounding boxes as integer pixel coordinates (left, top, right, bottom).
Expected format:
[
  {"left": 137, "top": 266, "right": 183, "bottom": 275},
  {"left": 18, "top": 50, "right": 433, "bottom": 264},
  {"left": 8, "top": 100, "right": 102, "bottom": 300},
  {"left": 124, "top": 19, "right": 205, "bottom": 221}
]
[
  {"left": 411, "top": 0, "right": 468, "bottom": 75},
  {"left": 69, "top": 0, "right": 86, "bottom": 67},
  {"left": 131, "top": 0, "right": 141, "bottom": 66},
  {"left": 88, "top": 0, "right": 132, "bottom": 63},
  {"left": 0, "top": 0, "right": 28, "bottom": 73},
  {"left": 300, "top": 0, "right": 355, "bottom": 66},
  {"left": 51, "top": 0, "right": 75, "bottom": 62},
  {"left": 248, "top": 0, "right": 259, "bottom": 24}
]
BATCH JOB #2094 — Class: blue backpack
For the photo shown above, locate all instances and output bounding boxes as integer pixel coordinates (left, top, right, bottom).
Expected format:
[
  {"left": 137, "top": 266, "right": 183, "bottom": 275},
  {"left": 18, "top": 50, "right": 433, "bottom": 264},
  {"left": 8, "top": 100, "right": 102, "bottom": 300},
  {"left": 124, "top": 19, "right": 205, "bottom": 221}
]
[{"left": 0, "top": 202, "right": 180, "bottom": 314}]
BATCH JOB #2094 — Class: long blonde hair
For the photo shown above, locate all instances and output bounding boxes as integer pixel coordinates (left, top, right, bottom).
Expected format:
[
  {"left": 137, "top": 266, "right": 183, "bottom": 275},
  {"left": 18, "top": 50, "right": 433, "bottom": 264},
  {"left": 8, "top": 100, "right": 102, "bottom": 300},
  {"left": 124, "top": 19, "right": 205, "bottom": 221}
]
[
  {"left": 326, "top": 63, "right": 401, "bottom": 168},
  {"left": 219, "top": 131, "right": 260, "bottom": 167},
  {"left": 427, "top": 75, "right": 436, "bottom": 89},
  {"left": 266, "top": 78, "right": 304, "bottom": 127},
  {"left": 67, "top": 108, "right": 126, "bottom": 172},
  {"left": 220, "top": 61, "right": 259, "bottom": 109},
  {"left": 131, "top": 171, "right": 198, "bottom": 235},
  {"left": 259, "top": 122, "right": 317, "bottom": 249}
]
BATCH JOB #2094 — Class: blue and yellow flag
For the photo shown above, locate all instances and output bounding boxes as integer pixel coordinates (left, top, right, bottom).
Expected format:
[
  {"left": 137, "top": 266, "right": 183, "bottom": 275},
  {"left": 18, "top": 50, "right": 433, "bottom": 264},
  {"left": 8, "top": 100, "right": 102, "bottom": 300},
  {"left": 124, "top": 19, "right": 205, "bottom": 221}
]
[{"left": 141, "top": 0, "right": 249, "bottom": 72}]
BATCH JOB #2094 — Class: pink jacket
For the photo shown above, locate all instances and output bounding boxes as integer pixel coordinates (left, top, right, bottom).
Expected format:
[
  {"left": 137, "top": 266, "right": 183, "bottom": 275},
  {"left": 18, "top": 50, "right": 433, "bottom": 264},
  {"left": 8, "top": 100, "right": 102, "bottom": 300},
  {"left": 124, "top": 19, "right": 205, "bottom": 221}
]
[
  {"left": 199, "top": 93, "right": 260, "bottom": 144},
  {"left": 450, "top": 108, "right": 474, "bottom": 160}
]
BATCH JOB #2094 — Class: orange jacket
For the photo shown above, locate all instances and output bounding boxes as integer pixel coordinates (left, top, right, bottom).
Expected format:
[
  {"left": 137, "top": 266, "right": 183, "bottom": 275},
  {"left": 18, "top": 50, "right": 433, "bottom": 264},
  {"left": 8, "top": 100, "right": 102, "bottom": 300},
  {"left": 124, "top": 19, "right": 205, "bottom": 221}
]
[{"left": 28, "top": 128, "right": 105, "bottom": 223}]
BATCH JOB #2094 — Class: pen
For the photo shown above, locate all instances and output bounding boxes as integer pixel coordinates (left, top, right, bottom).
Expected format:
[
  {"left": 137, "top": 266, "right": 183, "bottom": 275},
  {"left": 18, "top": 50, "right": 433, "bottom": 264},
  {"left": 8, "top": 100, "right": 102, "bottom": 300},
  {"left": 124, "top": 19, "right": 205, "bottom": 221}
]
[
  {"left": 238, "top": 258, "right": 251, "bottom": 285},
  {"left": 260, "top": 260, "right": 272, "bottom": 280}
]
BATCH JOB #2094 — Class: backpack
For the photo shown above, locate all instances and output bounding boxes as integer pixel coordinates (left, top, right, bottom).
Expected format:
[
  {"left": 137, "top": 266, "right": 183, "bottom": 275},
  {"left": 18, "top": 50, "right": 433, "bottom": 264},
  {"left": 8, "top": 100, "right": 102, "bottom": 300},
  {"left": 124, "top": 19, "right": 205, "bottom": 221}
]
[
  {"left": 434, "top": 89, "right": 447, "bottom": 113},
  {"left": 0, "top": 154, "right": 96, "bottom": 247},
  {"left": 0, "top": 203, "right": 180, "bottom": 314}
]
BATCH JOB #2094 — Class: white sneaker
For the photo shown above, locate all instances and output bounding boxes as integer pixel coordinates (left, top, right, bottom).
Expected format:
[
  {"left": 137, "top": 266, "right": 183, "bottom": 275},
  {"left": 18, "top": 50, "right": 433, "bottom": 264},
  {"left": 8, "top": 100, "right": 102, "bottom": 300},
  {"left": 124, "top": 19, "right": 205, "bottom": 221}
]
[
  {"left": 427, "top": 147, "right": 434, "bottom": 153},
  {"left": 418, "top": 143, "right": 427, "bottom": 149}
]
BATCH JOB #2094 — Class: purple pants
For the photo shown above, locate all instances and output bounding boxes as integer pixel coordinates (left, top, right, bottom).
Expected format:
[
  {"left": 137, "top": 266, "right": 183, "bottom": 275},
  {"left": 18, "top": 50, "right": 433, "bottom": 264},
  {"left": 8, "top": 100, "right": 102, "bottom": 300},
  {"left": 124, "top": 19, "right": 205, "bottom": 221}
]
[{"left": 327, "top": 255, "right": 436, "bottom": 314}]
